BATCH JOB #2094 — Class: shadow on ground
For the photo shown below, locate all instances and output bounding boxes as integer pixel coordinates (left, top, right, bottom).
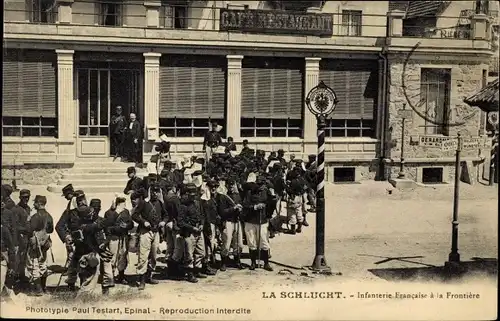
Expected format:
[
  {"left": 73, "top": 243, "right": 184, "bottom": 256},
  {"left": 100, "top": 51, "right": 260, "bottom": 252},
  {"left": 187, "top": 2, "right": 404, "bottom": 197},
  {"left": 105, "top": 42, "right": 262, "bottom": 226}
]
[{"left": 368, "top": 257, "right": 498, "bottom": 283}]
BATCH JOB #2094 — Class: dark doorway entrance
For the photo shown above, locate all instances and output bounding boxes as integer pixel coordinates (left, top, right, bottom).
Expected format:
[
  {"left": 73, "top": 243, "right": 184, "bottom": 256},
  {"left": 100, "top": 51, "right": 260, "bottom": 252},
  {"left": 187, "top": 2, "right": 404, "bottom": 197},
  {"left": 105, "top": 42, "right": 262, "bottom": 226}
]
[{"left": 77, "top": 66, "right": 141, "bottom": 160}]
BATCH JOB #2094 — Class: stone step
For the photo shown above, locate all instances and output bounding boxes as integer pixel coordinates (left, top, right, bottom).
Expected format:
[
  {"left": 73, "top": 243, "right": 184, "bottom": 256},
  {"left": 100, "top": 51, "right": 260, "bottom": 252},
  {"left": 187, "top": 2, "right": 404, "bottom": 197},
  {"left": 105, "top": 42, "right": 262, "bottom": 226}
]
[
  {"left": 70, "top": 166, "right": 137, "bottom": 174},
  {"left": 73, "top": 161, "right": 134, "bottom": 168},
  {"left": 62, "top": 171, "right": 148, "bottom": 180},
  {"left": 47, "top": 184, "right": 127, "bottom": 194},
  {"left": 58, "top": 178, "right": 129, "bottom": 186},
  {"left": 75, "top": 157, "right": 118, "bottom": 163}
]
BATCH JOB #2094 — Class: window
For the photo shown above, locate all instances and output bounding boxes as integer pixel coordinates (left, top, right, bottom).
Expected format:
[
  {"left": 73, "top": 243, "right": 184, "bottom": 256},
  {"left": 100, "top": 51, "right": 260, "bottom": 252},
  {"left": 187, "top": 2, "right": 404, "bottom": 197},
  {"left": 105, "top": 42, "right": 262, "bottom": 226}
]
[
  {"left": 325, "top": 119, "right": 374, "bottom": 138},
  {"left": 422, "top": 167, "right": 444, "bottom": 184},
  {"left": 159, "top": 118, "right": 225, "bottom": 138},
  {"left": 420, "top": 69, "right": 451, "bottom": 135},
  {"left": 161, "top": 3, "right": 188, "bottom": 29},
  {"left": 99, "top": 0, "right": 122, "bottom": 26},
  {"left": 28, "top": 0, "right": 57, "bottom": 23},
  {"left": 240, "top": 118, "right": 302, "bottom": 138},
  {"left": 475, "top": 0, "right": 489, "bottom": 15},
  {"left": 2, "top": 117, "right": 57, "bottom": 137},
  {"left": 341, "top": 10, "right": 362, "bottom": 36}
]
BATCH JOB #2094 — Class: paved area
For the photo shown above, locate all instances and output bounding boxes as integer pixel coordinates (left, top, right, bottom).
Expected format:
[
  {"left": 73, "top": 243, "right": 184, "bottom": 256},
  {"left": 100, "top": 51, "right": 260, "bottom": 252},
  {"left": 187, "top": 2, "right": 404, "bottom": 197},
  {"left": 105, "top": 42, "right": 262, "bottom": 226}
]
[{"left": 1, "top": 181, "right": 497, "bottom": 320}]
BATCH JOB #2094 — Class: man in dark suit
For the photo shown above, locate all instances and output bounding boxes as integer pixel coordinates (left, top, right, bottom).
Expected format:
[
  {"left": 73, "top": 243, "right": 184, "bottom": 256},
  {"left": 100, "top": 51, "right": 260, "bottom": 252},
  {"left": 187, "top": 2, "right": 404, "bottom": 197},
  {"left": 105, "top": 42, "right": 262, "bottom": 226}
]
[{"left": 125, "top": 113, "right": 142, "bottom": 164}]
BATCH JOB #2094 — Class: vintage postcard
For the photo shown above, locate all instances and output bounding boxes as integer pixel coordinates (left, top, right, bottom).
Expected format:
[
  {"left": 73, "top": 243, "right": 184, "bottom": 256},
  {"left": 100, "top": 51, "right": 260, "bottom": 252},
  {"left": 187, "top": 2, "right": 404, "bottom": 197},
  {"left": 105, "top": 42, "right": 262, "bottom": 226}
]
[{"left": 1, "top": 0, "right": 498, "bottom": 320}]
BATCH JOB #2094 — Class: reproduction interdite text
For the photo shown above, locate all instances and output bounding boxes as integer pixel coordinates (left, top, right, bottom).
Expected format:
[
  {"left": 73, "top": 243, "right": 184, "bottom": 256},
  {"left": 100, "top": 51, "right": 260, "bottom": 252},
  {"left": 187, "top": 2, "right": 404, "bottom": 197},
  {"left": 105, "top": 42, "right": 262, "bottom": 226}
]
[
  {"left": 24, "top": 306, "right": 252, "bottom": 316},
  {"left": 261, "top": 291, "right": 481, "bottom": 299}
]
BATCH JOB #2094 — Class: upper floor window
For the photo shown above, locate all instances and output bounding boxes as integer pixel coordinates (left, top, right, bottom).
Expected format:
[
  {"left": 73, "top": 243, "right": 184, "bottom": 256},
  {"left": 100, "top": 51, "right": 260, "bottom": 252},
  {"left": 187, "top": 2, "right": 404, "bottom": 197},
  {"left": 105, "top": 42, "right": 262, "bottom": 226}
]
[
  {"left": 161, "top": 2, "right": 188, "bottom": 29},
  {"left": 420, "top": 68, "right": 451, "bottom": 136},
  {"left": 341, "top": 10, "right": 362, "bottom": 36},
  {"left": 28, "top": 0, "right": 57, "bottom": 23},
  {"left": 475, "top": 0, "right": 489, "bottom": 15},
  {"left": 99, "top": 0, "right": 123, "bottom": 26}
]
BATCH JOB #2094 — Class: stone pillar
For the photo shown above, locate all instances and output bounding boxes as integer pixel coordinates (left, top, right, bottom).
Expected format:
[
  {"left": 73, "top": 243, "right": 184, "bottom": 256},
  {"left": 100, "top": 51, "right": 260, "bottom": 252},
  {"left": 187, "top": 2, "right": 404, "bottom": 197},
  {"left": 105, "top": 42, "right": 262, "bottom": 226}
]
[
  {"left": 143, "top": 52, "right": 161, "bottom": 141},
  {"left": 226, "top": 55, "right": 243, "bottom": 141},
  {"left": 144, "top": 1, "right": 162, "bottom": 28},
  {"left": 57, "top": 0, "right": 74, "bottom": 24},
  {"left": 471, "top": 13, "right": 489, "bottom": 40},
  {"left": 56, "top": 49, "right": 75, "bottom": 140},
  {"left": 304, "top": 57, "right": 321, "bottom": 144},
  {"left": 387, "top": 10, "right": 405, "bottom": 37}
]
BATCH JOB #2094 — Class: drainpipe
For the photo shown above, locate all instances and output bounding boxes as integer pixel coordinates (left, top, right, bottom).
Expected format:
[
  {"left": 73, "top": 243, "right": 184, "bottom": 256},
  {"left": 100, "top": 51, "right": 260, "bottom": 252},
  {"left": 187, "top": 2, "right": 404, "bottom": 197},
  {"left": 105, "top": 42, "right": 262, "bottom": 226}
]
[{"left": 377, "top": 48, "right": 389, "bottom": 181}]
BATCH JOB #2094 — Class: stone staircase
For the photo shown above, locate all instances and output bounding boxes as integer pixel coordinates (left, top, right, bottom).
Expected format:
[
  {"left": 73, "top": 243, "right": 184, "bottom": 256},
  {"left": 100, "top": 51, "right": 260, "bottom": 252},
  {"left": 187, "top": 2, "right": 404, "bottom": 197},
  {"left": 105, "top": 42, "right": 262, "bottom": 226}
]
[{"left": 47, "top": 157, "right": 148, "bottom": 194}]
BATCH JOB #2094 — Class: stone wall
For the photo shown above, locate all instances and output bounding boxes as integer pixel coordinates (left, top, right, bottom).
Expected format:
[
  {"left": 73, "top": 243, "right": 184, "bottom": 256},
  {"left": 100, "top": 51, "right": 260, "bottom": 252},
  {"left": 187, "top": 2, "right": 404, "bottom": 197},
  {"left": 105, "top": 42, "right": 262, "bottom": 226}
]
[
  {"left": 325, "top": 162, "right": 378, "bottom": 182},
  {"left": 387, "top": 57, "right": 486, "bottom": 179},
  {"left": 1, "top": 165, "right": 71, "bottom": 186}
]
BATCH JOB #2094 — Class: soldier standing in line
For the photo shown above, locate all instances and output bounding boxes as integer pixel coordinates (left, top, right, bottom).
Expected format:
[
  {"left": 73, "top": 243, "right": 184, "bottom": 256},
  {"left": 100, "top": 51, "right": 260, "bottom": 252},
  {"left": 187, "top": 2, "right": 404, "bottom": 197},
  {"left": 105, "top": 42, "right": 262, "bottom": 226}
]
[
  {"left": 1, "top": 198, "right": 16, "bottom": 296},
  {"left": 203, "top": 121, "right": 223, "bottom": 164},
  {"left": 242, "top": 179, "right": 273, "bottom": 271},
  {"left": 15, "top": 189, "right": 32, "bottom": 286},
  {"left": 26, "top": 195, "right": 54, "bottom": 296},
  {"left": 124, "top": 167, "right": 143, "bottom": 195},
  {"left": 1, "top": 185, "right": 19, "bottom": 284},
  {"left": 68, "top": 197, "right": 113, "bottom": 296},
  {"left": 131, "top": 188, "right": 161, "bottom": 290},
  {"left": 201, "top": 180, "right": 221, "bottom": 274},
  {"left": 162, "top": 181, "right": 181, "bottom": 278},
  {"left": 175, "top": 183, "right": 207, "bottom": 283},
  {"left": 216, "top": 177, "right": 244, "bottom": 271},
  {"left": 55, "top": 184, "right": 79, "bottom": 291},
  {"left": 285, "top": 179, "right": 307, "bottom": 235},
  {"left": 103, "top": 196, "right": 134, "bottom": 285}
]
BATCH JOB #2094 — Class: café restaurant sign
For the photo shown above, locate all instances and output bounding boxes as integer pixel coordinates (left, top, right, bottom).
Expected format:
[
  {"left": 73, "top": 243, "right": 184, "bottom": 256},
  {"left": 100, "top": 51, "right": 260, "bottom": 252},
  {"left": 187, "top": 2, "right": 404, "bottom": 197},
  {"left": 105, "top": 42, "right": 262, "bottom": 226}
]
[{"left": 219, "top": 9, "right": 333, "bottom": 36}]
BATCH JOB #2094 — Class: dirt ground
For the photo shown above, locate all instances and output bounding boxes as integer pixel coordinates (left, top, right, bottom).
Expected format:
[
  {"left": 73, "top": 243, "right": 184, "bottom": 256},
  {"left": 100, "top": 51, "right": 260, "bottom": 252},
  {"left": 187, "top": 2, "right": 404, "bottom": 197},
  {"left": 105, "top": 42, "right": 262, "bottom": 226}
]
[{"left": 1, "top": 181, "right": 497, "bottom": 320}]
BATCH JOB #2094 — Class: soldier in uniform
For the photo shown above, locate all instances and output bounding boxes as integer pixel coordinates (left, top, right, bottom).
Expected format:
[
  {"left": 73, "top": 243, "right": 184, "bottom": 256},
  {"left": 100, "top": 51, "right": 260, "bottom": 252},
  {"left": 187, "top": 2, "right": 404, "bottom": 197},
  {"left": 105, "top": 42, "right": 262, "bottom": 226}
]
[
  {"left": 216, "top": 177, "right": 244, "bottom": 271},
  {"left": 16, "top": 189, "right": 32, "bottom": 285},
  {"left": 201, "top": 179, "right": 220, "bottom": 273},
  {"left": 285, "top": 179, "right": 307, "bottom": 235},
  {"left": 69, "top": 197, "right": 113, "bottom": 295},
  {"left": 1, "top": 198, "right": 16, "bottom": 296},
  {"left": 1, "top": 185, "right": 20, "bottom": 282},
  {"left": 276, "top": 149, "right": 287, "bottom": 167},
  {"left": 131, "top": 188, "right": 161, "bottom": 290},
  {"left": 26, "top": 195, "right": 54, "bottom": 296},
  {"left": 109, "top": 105, "right": 127, "bottom": 159},
  {"left": 162, "top": 181, "right": 181, "bottom": 277},
  {"left": 175, "top": 183, "right": 207, "bottom": 283},
  {"left": 203, "top": 121, "right": 223, "bottom": 164},
  {"left": 242, "top": 180, "right": 273, "bottom": 271},
  {"left": 103, "top": 196, "right": 133, "bottom": 285},
  {"left": 305, "top": 154, "right": 317, "bottom": 213},
  {"left": 55, "top": 184, "right": 79, "bottom": 291},
  {"left": 124, "top": 167, "right": 143, "bottom": 195}
]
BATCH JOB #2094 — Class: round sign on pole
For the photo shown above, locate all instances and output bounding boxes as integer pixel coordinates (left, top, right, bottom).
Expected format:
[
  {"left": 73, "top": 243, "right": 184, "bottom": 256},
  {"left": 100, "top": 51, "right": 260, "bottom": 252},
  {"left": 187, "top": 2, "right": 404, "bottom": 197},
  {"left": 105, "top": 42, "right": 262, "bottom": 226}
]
[
  {"left": 305, "top": 81, "right": 338, "bottom": 117},
  {"left": 488, "top": 111, "right": 499, "bottom": 126}
]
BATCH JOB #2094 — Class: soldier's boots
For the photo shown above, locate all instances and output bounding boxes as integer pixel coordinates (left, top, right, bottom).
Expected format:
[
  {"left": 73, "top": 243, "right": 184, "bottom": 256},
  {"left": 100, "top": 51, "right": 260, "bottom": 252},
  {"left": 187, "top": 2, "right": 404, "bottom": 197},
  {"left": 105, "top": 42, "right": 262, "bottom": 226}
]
[
  {"left": 249, "top": 250, "right": 257, "bottom": 270},
  {"left": 203, "top": 264, "right": 217, "bottom": 276},
  {"left": 296, "top": 223, "right": 303, "bottom": 234},
  {"left": 115, "top": 271, "right": 128, "bottom": 285},
  {"left": 302, "top": 216, "right": 309, "bottom": 227},
  {"left": 261, "top": 250, "right": 274, "bottom": 272},
  {"left": 138, "top": 274, "right": 147, "bottom": 291},
  {"left": 67, "top": 283, "right": 77, "bottom": 292},
  {"left": 146, "top": 270, "right": 159, "bottom": 285},
  {"left": 288, "top": 224, "right": 296, "bottom": 235},
  {"left": 40, "top": 274, "right": 48, "bottom": 293},
  {"left": 186, "top": 269, "right": 198, "bottom": 283},
  {"left": 194, "top": 268, "right": 208, "bottom": 279},
  {"left": 234, "top": 255, "right": 245, "bottom": 270},
  {"left": 102, "top": 287, "right": 110, "bottom": 296},
  {"left": 219, "top": 256, "right": 228, "bottom": 272},
  {"left": 32, "top": 279, "right": 43, "bottom": 297}
]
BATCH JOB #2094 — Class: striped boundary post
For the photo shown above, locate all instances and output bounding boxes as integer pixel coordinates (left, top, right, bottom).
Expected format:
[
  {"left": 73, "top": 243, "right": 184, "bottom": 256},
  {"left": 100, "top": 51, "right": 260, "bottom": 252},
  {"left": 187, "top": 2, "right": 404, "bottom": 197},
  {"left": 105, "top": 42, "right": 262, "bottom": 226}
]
[{"left": 311, "top": 115, "right": 330, "bottom": 272}]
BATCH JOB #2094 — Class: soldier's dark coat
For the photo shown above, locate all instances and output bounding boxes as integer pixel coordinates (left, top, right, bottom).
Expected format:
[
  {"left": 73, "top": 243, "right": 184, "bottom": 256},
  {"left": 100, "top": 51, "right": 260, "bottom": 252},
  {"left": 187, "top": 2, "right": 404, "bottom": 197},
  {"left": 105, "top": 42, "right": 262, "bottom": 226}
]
[
  {"left": 242, "top": 185, "right": 269, "bottom": 225},
  {"left": 177, "top": 199, "right": 204, "bottom": 237},
  {"left": 131, "top": 200, "right": 161, "bottom": 232},
  {"left": 103, "top": 208, "right": 134, "bottom": 241},
  {"left": 68, "top": 207, "right": 107, "bottom": 256},
  {"left": 124, "top": 177, "right": 144, "bottom": 195}
]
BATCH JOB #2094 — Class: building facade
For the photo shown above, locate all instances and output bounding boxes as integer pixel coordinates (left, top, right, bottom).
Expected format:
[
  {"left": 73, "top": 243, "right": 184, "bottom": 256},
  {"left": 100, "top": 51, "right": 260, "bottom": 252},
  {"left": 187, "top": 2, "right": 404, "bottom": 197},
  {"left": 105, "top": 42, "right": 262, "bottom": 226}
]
[{"left": 2, "top": 0, "right": 497, "bottom": 185}]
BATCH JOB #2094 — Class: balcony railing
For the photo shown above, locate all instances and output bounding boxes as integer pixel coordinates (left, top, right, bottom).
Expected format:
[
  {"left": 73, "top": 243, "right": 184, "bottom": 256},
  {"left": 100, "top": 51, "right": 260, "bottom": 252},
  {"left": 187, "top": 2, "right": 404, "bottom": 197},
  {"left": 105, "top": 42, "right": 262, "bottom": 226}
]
[{"left": 2, "top": 1, "right": 492, "bottom": 41}]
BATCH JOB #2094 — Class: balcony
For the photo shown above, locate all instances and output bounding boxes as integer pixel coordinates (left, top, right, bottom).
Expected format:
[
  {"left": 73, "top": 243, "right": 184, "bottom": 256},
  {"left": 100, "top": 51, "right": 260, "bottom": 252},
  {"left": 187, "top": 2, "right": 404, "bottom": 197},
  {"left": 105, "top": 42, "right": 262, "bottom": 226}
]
[{"left": 2, "top": 1, "right": 492, "bottom": 55}]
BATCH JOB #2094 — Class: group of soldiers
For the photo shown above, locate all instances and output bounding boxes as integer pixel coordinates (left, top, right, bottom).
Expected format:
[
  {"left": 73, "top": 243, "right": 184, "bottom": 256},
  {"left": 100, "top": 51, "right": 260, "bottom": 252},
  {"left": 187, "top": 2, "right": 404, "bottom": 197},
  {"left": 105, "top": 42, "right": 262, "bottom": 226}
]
[{"left": 0, "top": 144, "right": 318, "bottom": 297}]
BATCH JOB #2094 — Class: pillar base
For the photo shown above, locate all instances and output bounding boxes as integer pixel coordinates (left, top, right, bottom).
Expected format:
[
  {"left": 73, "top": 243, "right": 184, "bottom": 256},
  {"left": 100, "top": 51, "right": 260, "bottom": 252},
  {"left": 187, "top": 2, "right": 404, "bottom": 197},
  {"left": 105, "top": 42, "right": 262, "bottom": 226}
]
[
  {"left": 447, "top": 252, "right": 460, "bottom": 263},
  {"left": 309, "top": 255, "right": 333, "bottom": 275}
]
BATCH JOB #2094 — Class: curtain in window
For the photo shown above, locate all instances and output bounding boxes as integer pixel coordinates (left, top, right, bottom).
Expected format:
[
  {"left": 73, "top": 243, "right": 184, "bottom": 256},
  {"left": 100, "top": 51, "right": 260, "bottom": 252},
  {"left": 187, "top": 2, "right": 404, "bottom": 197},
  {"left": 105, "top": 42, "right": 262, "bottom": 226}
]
[
  {"left": 241, "top": 57, "right": 304, "bottom": 119},
  {"left": 319, "top": 59, "right": 377, "bottom": 120},
  {"left": 2, "top": 49, "right": 57, "bottom": 117},
  {"left": 420, "top": 69, "right": 450, "bottom": 135},
  {"left": 159, "top": 55, "right": 226, "bottom": 118}
]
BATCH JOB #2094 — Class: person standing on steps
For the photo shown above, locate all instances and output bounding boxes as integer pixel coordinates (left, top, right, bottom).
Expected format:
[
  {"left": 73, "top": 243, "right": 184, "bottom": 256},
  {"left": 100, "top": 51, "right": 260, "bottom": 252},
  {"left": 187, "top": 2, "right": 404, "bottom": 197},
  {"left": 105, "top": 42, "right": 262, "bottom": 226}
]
[
  {"left": 109, "top": 106, "right": 128, "bottom": 160},
  {"left": 125, "top": 113, "right": 142, "bottom": 165},
  {"left": 203, "top": 121, "right": 223, "bottom": 165}
]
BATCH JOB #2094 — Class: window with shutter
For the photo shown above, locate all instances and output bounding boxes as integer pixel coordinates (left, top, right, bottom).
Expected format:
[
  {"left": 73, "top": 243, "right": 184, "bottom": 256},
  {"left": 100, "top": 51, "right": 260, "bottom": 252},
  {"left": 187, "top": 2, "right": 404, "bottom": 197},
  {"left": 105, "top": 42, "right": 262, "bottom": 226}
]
[
  {"left": 158, "top": 55, "right": 226, "bottom": 137},
  {"left": 319, "top": 59, "right": 377, "bottom": 138},
  {"left": 2, "top": 49, "right": 57, "bottom": 137}
]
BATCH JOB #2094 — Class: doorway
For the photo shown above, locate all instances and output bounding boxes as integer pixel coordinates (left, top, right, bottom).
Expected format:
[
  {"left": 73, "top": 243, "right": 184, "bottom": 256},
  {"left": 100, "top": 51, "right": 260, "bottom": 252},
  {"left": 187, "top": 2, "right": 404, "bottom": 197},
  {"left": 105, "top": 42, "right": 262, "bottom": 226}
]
[{"left": 76, "top": 66, "right": 142, "bottom": 158}]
